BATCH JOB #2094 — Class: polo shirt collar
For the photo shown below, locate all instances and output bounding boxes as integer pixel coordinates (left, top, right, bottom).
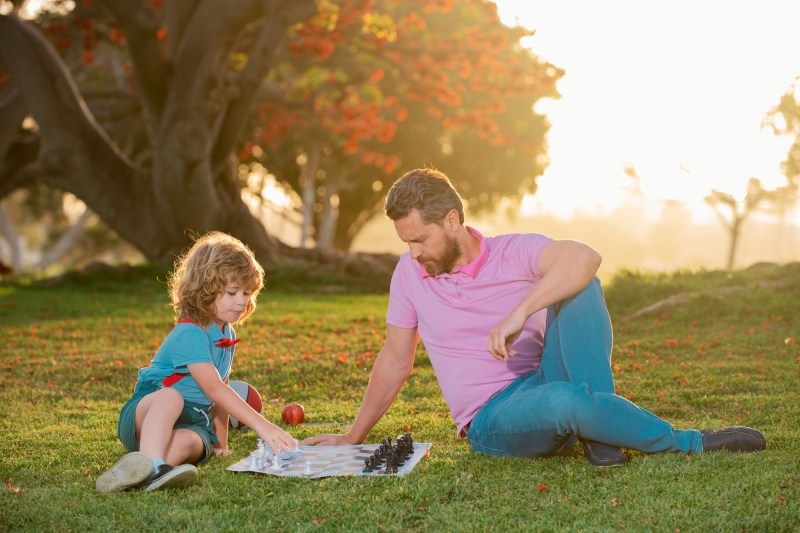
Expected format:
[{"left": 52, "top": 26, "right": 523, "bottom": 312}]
[
  {"left": 209, "top": 322, "right": 228, "bottom": 343},
  {"left": 415, "top": 226, "right": 488, "bottom": 279}
]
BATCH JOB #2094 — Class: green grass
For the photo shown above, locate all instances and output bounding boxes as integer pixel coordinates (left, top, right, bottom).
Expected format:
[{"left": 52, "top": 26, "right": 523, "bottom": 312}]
[{"left": 1, "top": 263, "right": 799, "bottom": 531}]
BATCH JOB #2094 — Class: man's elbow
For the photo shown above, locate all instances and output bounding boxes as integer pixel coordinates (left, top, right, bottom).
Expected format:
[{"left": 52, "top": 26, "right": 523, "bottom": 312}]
[{"left": 587, "top": 248, "right": 602, "bottom": 272}]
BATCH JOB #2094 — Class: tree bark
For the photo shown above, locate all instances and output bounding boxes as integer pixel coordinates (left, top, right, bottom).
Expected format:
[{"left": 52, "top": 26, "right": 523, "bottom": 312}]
[
  {"left": 0, "top": 86, "right": 26, "bottom": 156},
  {"left": 0, "top": 204, "right": 21, "bottom": 270},
  {"left": 0, "top": 15, "right": 168, "bottom": 256},
  {"left": 0, "top": 2, "right": 316, "bottom": 266},
  {"left": 97, "top": 0, "right": 168, "bottom": 138},
  {"left": 299, "top": 147, "right": 321, "bottom": 248}
]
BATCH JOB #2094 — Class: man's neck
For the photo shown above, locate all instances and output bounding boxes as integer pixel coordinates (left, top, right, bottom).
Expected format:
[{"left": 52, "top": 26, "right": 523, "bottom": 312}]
[{"left": 453, "top": 226, "right": 481, "bottom": 268}]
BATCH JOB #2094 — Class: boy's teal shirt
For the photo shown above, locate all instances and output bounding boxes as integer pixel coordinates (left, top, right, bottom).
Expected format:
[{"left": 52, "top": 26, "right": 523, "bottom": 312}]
[{"left": 135, "top": 321, "right": 236, "bottom": 405}]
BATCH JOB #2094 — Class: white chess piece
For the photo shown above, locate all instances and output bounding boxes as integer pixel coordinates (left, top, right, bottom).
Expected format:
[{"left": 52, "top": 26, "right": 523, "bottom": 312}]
[
  {"left": 270, "top": 453, "right": 281, "bottom": 470},
  {"left": 303, "top": 461, "right": 313, "bottom": 476}
]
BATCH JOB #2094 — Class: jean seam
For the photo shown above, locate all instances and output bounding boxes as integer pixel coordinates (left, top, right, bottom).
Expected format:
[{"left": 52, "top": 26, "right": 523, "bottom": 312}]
[{"left": 469, "top": 426, "right": 559, "bottom": 436}]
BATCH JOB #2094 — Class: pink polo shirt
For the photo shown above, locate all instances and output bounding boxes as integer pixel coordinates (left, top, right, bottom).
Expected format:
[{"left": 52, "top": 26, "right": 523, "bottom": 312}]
[{"left": 386, "top": 227, "right": 553, "bottom": 436}]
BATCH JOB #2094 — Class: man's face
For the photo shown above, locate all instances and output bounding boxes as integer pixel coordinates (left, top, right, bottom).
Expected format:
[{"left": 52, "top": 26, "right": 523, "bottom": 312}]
[{"left": 393, "top": 209, "right": 462, "bottom": 275}]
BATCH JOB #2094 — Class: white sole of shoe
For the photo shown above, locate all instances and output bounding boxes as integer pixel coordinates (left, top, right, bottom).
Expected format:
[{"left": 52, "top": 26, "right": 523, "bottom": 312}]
[
  {"left": 96, "top": 452, "right": 153, "bottom": 493},
  {"left": 143, "top": 464, "right": 198, "bottom": 492}
]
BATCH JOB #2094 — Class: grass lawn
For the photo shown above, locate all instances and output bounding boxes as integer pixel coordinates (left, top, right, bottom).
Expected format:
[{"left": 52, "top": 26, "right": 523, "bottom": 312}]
[{"left": 1, "top": 263, "right": 798, "bottom": 531}]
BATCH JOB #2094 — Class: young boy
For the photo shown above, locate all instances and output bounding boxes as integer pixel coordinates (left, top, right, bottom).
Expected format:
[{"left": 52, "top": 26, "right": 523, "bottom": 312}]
[{"left": 96, "top": 232, "right": 296, "bottom": 492}]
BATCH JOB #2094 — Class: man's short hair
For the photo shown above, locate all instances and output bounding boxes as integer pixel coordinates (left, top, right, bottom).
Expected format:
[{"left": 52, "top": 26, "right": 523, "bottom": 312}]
[{"left": 384, "top": 168, "right": 465, "bottom": 225}]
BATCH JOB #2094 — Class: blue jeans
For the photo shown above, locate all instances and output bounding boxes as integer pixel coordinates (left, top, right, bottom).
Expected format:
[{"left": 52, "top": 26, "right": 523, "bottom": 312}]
[{"left": 467, "top": 278, "right": 702, "bottom": 457}]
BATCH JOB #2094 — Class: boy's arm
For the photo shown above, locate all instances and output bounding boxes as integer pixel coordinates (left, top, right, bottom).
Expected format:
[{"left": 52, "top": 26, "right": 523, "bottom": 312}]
[
  {"left": 189, "top": 362, "right": 296, "bottom": 454},
  {"left": 210, "top": 397, "right": 231, "bottom": 456},
  {"left": 301, "top": 324, "right": 419, "bottom": 446}
]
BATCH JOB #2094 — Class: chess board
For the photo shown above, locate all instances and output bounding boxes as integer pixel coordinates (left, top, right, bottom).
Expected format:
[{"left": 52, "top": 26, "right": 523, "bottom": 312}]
[{"left": 227, "top": 442, "right": 432, "bottom": 478}]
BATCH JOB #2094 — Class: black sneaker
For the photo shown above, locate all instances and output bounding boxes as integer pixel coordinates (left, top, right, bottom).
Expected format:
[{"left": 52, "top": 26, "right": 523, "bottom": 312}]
[
  {"left": 139, "top": 463, "right": 198, "bottom": 492},
  {"left": 582, "top": 440, "right": 628, "bottom": 467}
]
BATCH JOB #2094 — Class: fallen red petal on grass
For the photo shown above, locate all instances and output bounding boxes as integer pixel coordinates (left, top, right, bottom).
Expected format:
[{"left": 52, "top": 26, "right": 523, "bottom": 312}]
[{"left": 538, "top": 484, "right": 546, "bottom": 492}]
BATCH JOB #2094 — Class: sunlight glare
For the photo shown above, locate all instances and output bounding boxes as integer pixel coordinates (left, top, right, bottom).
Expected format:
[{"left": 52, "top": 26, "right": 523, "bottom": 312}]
[{"left": 493, "top": 0, "right": 799, "bottom": 222}]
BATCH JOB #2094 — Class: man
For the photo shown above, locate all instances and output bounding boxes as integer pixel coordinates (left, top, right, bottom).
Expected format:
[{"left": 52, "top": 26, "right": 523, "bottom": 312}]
[{"left": 303, "top": 168, "right": 765, "bottom": 466}]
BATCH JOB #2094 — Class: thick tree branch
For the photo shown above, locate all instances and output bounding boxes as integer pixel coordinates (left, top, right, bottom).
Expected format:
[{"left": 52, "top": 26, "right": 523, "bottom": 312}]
[
  {"left": 150, "top": 0, "right": 263, "bottom": 237},
  {"left": 0, "top": 137, "right": 40, "bottom": 200},
  {"left": 211, "top": 0, "right": 317, "bottom": 169},
  {"left": 97, "top": 0, "right": 168, "bottom": 137},
  {"left": 0, "top": 14, "right": 167, "bottom": 256},
  {"left": 164, "top": 0, "right": 200, "bottom": 61},
  {"left": 0, "top": 86, "right": 26, "bottom": 157}
]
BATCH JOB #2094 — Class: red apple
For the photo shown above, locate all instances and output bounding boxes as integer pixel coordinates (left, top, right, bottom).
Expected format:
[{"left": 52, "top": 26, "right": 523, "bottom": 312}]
[{"left": 281, "top": 403, "right": 305, "bottom": 425}]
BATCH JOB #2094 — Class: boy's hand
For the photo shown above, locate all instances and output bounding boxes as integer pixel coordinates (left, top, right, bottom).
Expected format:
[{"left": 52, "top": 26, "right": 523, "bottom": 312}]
[
  {"left": 211, "top": 446, "right": 231, "bottom": 457},
  {"left": 257, "top": 422, "right": 298, "bottom": 455}
]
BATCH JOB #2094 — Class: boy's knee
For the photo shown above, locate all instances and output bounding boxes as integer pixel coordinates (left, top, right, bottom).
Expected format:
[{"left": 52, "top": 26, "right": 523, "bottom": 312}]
[
  {"left": 170, "top": 429, "right": 206, "bottom": 463},
  {"left": 155, "top": 387, "right": 184, "bottom": 407}
]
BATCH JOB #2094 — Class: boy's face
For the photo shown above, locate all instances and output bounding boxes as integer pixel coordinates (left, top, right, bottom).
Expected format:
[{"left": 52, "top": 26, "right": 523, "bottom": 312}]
[{"left": 213, "top": 282, "right": 252, "bottom": 327}]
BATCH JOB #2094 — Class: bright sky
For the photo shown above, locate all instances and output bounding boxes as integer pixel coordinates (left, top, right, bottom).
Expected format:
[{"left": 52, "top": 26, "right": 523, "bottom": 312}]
[{"left": 494, "top": 0, "right": 799, "bottom": 221}]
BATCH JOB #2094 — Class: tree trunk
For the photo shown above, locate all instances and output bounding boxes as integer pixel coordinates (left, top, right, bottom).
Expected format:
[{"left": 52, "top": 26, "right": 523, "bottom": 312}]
[
  {"left": 0, "top": 205, "right": 22, "bottom": 270},
  {"left": 0, "top": 15, "right": 170, "bottom": 256},
  {"left": 0, "top": 2, "right": 315, "bottom": 266},
  {"left": 299, "top": 147, "right": 321, "bottom": 248},
  {"left": 727, "top": 216, "right": 743, "bottom": 270},
  {"left": 39, "top": 207, "right": 92, "bottom": 270},
  {"left": 316, "top": 183, "right": 339, "bottom": 250}
]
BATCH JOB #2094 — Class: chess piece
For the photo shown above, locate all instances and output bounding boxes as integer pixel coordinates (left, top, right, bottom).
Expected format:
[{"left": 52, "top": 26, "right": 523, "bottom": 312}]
[
  {"left": 270, "top": 453, "right": 281, "bottom": 470},
  {"left": 304, "top": 461, "right": 313, "bottom": 476}
]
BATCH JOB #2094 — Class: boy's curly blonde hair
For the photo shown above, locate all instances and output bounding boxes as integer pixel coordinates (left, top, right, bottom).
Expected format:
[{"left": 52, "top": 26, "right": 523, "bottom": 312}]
[{"left": 167, "top": 232, "right": 264, "bottom": 327}]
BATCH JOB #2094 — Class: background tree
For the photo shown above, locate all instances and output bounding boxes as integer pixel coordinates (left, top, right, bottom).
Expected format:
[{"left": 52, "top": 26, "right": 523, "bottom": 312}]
[
  {"left": 765, "top": 82, "right": 800, "bottom": 214},
  {"left": 0, "top": 0, "right": 561, "bottom": 273},
  {"left": 245, "top": 0, "right": 562, "bottom": 250},
  {"left": 702, "top": 82, "right": 800, "bottom": 270},
  {"left": 0, "top": 0, "right": 317, "bottom": 269},
  {"left": 704, "top": 178, "right": 775, "bottom": 270}
]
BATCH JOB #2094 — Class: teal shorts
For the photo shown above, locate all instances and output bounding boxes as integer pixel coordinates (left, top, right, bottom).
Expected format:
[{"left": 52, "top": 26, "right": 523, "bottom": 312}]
[{"left": 117, "top": 381, "right": 217, "bottom": 465}]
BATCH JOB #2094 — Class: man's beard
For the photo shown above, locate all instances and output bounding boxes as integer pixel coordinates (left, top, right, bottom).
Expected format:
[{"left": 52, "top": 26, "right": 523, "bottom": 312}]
[{"left": 419, "top": 235, "right": 462, "bottom": 275}]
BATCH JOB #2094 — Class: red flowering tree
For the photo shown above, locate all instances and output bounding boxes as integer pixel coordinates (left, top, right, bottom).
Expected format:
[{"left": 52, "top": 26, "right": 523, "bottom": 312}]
[{"left": 250, "top": 0, "right": 563, "bottom": 250}]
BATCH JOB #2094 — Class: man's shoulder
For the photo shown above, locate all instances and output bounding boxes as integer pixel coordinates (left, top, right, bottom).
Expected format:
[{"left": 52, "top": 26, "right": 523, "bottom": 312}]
[{"left": 486, "top": 232, "right": 552, "bottom": 249}]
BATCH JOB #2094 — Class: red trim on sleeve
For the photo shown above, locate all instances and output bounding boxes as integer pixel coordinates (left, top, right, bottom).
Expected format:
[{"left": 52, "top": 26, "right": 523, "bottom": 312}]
[
  {"left": 162, "top": 372, "right": 188, "bottom": 387},
  {"left": 161, "top": 318, "right": 200, "bottom": 387}
]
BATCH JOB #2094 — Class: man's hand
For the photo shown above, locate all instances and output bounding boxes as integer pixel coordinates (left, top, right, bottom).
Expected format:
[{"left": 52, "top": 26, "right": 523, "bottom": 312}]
[
  {"left": 301, "top": 433, "right": 359, "bottom": 446},
  {"left": 487, "top": 309, "right": 527, "bottom": 361}
]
